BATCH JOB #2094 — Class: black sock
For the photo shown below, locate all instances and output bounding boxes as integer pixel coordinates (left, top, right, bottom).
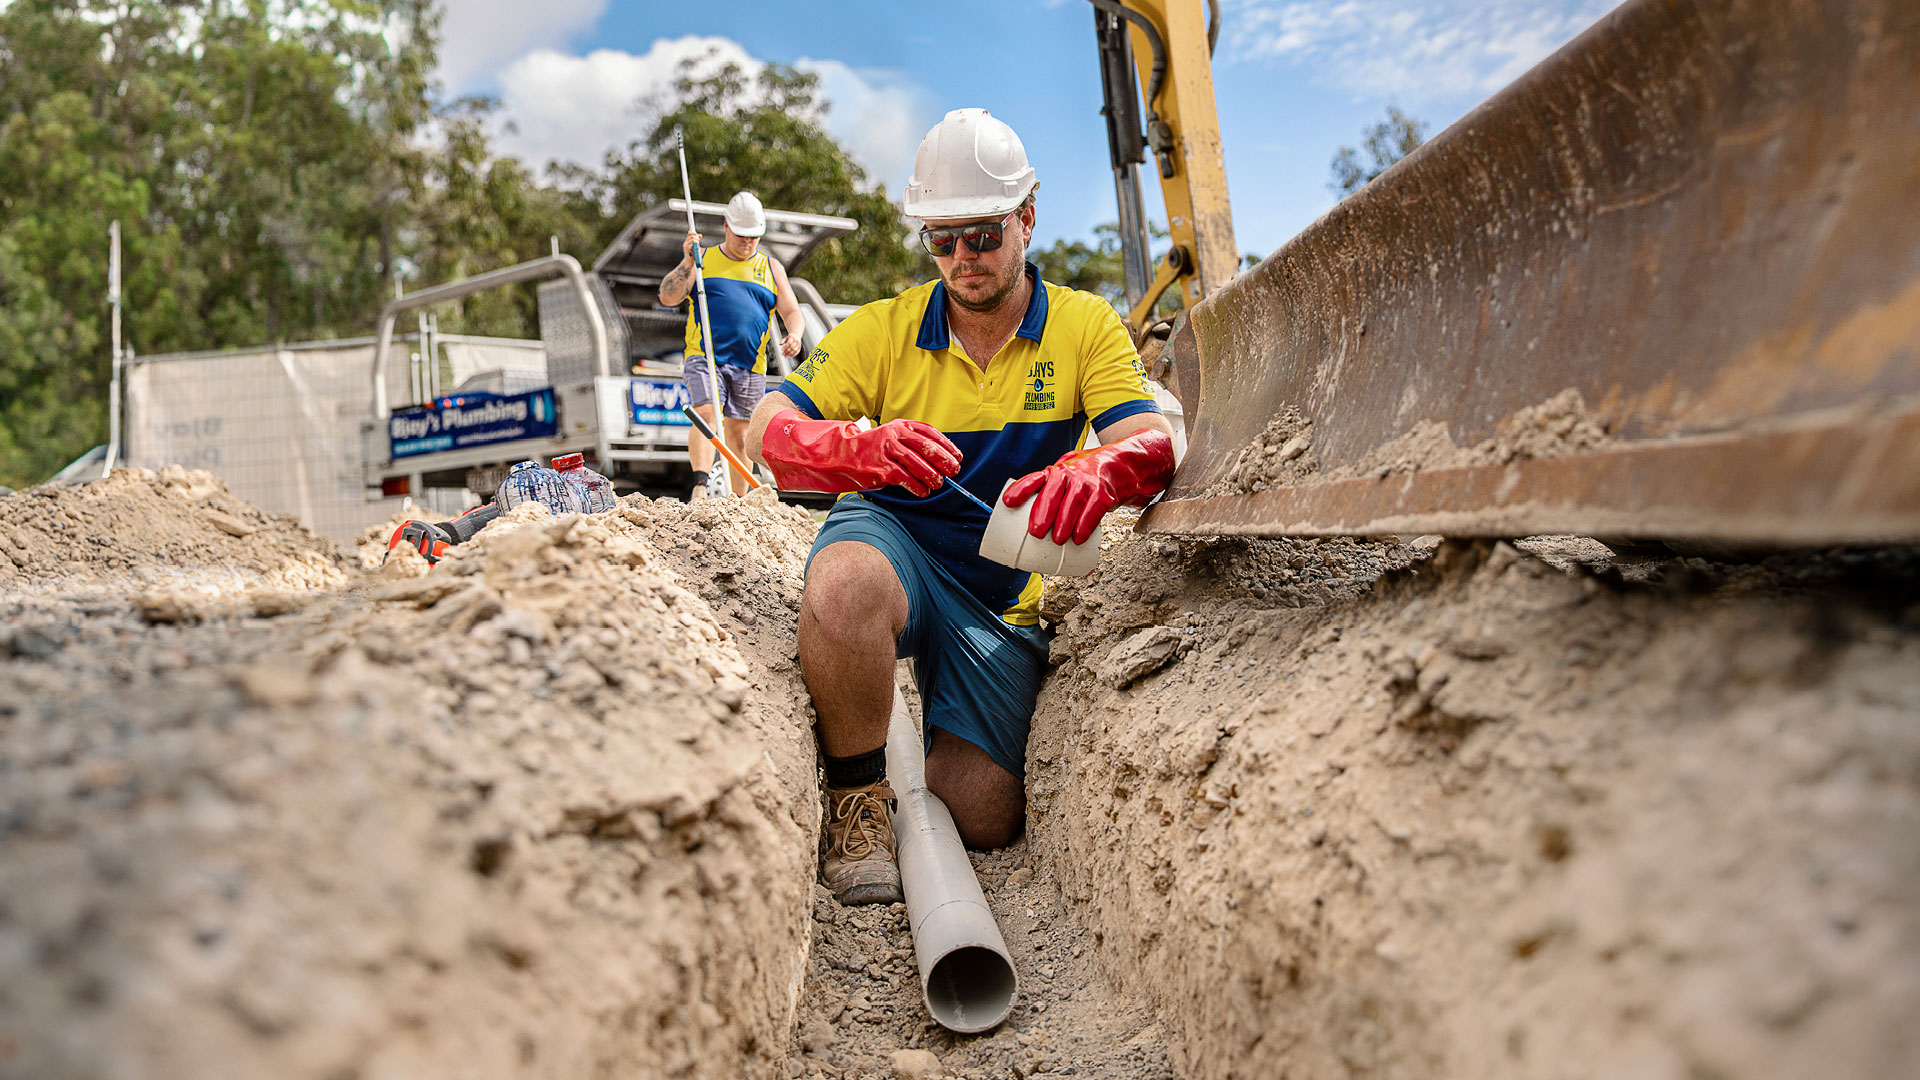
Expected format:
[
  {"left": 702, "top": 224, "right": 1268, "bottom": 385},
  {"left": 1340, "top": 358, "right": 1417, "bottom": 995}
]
[
  {"left": 823, "top": 746, "right": 886, "bottom": 789},
  {"left": 689, "top": 470, "right": 708, "bottom": 489}
]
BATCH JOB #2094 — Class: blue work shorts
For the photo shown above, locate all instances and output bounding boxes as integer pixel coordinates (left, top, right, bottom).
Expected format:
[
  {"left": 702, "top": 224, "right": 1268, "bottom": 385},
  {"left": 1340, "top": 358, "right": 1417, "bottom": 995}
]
[{"left": 806, "top": 496, "right": 1051, "bottom": 778}]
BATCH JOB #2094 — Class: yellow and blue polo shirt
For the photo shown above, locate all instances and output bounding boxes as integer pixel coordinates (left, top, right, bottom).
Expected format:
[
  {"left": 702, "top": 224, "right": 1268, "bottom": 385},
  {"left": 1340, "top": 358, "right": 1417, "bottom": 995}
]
[
  {"left": 684, "top": 246, "right": 778, "bottom": 374},
  {"left": 778, "top": 262, "right": 1161, "bottom": 625}
]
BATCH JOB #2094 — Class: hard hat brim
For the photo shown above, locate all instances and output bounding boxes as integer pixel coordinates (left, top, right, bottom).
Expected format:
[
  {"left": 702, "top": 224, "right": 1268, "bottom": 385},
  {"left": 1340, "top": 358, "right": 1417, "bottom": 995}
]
[{"left": 905, "top": 192, "right": 1031, "bottom": 223}]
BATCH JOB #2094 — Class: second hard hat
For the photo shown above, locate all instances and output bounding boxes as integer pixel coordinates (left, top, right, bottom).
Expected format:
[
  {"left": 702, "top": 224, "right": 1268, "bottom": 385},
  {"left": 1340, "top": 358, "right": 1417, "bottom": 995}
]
[
  {"left": 903, "top": 109, "right": 1038, "bottom": 221},
  {"left": 724, "top": 191, "right": 766, "bottom": 237}
]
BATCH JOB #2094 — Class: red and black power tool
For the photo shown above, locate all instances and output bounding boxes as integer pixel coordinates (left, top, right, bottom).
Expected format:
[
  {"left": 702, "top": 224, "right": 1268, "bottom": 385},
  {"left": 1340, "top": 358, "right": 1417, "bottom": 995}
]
[{"left": 383, "top": 501, "right": 501, "bottom": 566}]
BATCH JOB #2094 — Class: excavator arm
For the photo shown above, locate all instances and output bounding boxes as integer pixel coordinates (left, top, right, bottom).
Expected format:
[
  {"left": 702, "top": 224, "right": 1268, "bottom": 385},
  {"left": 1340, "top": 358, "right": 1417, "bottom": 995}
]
[
  {"left": 1099, "top": 0, "right": 1920, "bottom": 546},
  {"left": 1090, "top": 0, "right": 1237, "bottom": 338}
]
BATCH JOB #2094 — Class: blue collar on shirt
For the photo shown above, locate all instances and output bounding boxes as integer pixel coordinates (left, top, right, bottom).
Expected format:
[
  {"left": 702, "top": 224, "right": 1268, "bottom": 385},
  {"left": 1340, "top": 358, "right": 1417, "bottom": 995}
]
[{"left": 915, "top": 261, "right": 1049, "bottom": 352}]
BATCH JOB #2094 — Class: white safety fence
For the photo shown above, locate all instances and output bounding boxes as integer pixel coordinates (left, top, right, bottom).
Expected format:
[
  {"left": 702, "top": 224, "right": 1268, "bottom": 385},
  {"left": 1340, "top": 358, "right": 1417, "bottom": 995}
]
[{"left": 125, "top": 335, "right": 546, "bottom": 544}]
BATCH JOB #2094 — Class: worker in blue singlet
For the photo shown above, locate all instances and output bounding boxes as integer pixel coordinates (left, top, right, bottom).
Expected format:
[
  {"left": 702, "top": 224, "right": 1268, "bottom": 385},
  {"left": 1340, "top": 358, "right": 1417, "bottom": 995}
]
[{"left": 659, "top": 191, "right": 806, "bottom": 497}]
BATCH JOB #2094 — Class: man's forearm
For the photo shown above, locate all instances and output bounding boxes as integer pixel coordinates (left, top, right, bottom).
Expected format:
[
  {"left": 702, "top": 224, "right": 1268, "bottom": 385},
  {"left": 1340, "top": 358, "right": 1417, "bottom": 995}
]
[
  {"left": 658, "top": 259, "right": 695, "bottom": 306},
  {"left": 778, "top": 302, "right": 805, "bottom": 339},
  {"left": 746, "top": 390, "right": 799, "bottom": 467}
]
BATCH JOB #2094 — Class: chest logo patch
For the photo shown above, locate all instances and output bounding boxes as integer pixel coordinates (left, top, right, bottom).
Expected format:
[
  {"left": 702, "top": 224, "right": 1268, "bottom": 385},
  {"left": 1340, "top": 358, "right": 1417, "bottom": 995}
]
[{"left": 1023, "top": 360, "right": 1055, "bottom": 412}]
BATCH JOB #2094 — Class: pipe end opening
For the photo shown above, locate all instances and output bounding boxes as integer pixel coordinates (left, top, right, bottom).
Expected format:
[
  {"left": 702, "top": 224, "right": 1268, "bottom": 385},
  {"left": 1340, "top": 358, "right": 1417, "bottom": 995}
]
[{"left": 925, "top": 945, "right": 1017, "bottom": 1033}]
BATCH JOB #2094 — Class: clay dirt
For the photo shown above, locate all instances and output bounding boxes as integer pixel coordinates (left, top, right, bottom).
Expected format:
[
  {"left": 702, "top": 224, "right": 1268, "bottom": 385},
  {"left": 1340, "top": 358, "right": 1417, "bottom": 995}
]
[{"left": 1, "top": 471, "right": 1915, "bottom": 1079}]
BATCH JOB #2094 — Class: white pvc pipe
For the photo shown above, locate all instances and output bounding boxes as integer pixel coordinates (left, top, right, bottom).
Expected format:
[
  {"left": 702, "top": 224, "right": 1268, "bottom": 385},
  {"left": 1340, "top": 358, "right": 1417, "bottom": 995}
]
[{"left": 885, "top": 690, "right": 1018, "bottom": 1033}]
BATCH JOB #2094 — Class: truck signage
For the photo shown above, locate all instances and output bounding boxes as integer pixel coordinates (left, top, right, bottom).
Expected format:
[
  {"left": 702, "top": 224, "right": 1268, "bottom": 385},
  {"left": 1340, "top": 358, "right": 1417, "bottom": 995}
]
[
  {"left": 387, "top": 388, "right": 559, "bottom": 459},
  {"left": 630, "top": 378, "right": 693, "bottom": 426}
]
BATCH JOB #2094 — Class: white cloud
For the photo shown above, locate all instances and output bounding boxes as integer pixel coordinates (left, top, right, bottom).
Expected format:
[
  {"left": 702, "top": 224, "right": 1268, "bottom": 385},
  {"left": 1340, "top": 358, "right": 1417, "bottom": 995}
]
[
  {"left": 793, "top": 58, "right": 929, "bottom": 191},
  {"left": 481, "top": 34, "right": 933, "bottom": 194},
  {"left": 490, "top": 36, "right": 755, "bottom": 172},
  {"left": 1222, "top": 0, "right": 1621, "bottom": 100},
  {"left": 435, "top": 0, "right": 607, "bottom": 93}
]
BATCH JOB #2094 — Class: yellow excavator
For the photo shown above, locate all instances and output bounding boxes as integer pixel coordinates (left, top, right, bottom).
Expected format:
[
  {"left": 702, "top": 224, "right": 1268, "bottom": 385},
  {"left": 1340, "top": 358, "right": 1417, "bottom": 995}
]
[
  {"left": 1089, "top": 0, "right": 1237, "bottom": 337},
  {"left": 1096, "top": 0, "right": 1919, "bottom": 547}
]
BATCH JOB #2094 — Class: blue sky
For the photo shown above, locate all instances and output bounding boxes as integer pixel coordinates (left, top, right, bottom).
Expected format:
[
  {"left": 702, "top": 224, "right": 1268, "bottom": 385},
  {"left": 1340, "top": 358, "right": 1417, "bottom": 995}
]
[{"left": 439, "top": 0, "right": 1620, "bottom": 258}]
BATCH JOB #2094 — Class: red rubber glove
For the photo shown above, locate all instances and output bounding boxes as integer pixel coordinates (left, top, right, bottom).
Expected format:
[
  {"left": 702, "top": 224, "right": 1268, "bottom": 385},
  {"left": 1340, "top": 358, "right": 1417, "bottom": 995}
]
[
  {"left": 760, "top": 408, "right": 962, "bottom": 497},
  {"left": 1002, "top": 428, "right": 1176, "bottom": 546}
]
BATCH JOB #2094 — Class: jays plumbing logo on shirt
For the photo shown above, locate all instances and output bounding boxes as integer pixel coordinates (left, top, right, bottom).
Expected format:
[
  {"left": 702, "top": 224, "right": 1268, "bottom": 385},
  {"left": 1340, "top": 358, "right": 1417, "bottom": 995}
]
[
  {"left": 793, "top": 345, "right": 829, "bottom": 383},
  {"left": 388, "top": 388, "right": 558, "bottom": 458},
  {"left": 1023, "top": 359, "right": 1055, "bottom": 411}
]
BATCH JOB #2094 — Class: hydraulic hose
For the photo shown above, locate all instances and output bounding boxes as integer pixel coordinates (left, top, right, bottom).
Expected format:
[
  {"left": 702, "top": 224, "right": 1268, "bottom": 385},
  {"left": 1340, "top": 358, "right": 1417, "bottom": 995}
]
[
  {"left": 1088, "top": 0, "right": 1188, "bottom": 177},
  {"left": 1088, "top": 0, "right": 1167, "bottom": 118}
]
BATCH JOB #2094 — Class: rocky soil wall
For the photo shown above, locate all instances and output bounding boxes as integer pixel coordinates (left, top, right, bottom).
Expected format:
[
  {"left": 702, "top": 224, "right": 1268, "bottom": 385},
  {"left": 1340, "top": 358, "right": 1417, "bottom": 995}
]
[
  {"left": 1030, "top": 527, "right": 1920, "bottom": 1079},
  {"left": 0, "top": 475, "right": 823, "bottom": 1080}
]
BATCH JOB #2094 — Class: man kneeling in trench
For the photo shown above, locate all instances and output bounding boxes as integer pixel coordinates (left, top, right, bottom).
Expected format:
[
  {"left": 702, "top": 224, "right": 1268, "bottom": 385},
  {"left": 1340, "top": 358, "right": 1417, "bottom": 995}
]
[{"left": 745, "top": 108, "right": 1177, "bottom": 904}]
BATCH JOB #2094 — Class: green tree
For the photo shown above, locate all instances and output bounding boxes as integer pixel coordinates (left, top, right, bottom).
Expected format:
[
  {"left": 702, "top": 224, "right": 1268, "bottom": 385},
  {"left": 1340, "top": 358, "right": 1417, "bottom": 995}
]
[
  {"left": 0, "top": 11, "right": 932, "bottom": 487},
  {"left": 411, "top": 95, "right": 611, "bottom": 336},
  {"left": 1329, "top": 105, "right": 1429, "bottom": 196},
  {"left": 0, "top": 0, "right": 457, "bottom": 485},
  {"left": 0, "top": 232, "right": 101, "bottom": 485},
  {"left": 1031, "top": 223, "right": 1129, "bottom": 307},
  {"left": 1030, "top": 220, "right": 1183, "bottom": 317}
]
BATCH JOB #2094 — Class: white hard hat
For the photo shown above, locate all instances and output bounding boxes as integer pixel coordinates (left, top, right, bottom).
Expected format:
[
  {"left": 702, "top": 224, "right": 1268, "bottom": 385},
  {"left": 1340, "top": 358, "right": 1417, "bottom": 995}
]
[
  {"left": 903, "top": 108, "right": 1038, "bottom": 221},
  {"left": 724, "top": 191, "right": 766, "bottom": 237}
]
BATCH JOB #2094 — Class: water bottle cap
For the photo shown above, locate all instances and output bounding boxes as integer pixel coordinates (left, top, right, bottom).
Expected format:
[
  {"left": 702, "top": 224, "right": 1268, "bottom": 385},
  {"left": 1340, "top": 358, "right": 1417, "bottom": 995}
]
[
  {"left": 552, "top": 453, "right": 585, "bottom": 470},
  {"left": 509, "top": 460, "right": 539, "bottom": 472}
]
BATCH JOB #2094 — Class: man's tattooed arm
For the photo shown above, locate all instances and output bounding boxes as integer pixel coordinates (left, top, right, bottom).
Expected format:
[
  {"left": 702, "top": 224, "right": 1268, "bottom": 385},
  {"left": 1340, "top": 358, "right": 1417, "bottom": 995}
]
[
  {"left": 660, "top": 231, "right": 702, "bottom": 306},
  {"left": 658, "top": 259, "right": 695, "bottom": 306}
]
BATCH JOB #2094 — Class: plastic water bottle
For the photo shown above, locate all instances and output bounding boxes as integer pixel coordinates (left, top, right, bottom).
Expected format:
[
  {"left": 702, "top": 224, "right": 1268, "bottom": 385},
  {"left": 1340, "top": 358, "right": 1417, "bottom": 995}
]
[
  {"left": 552, "top": 453, "right": 617, "bottom": 512},
  {"left": 496, "top": 460, "right": 587, "bottom": 514}
]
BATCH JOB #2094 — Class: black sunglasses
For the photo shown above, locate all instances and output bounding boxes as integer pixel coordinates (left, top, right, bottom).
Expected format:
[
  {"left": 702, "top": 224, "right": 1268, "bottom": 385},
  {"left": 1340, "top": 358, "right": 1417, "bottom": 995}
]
[{"left": 919, "top": 209, "right": 1018, "bottom": 258}]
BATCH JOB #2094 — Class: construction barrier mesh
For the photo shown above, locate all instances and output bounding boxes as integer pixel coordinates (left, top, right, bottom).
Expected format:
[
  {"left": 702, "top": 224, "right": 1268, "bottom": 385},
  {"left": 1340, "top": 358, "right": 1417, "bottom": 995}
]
[{"left": 125, "top": 339, "right": 456, "bottom": 543}]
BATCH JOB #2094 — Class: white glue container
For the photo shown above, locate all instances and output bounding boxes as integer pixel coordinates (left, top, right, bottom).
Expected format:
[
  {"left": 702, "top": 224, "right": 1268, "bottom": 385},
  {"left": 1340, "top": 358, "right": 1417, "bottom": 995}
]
[{"left": 977, "top": 480, "right": 1103, "bottom": 577}]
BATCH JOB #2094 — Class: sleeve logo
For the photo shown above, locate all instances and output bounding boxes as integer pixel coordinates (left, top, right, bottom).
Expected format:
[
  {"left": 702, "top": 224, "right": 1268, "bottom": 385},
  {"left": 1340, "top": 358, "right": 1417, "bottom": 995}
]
[{"left": 794, "top": 346, "right": 829, "bottom": 382}]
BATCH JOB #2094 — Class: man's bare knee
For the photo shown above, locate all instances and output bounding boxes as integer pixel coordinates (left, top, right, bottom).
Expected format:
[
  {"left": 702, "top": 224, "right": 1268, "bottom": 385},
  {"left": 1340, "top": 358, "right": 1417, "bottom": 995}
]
[
  {"left": 926, "top": 730, "right": 1025, "bottom": 850},
  {"left": 801, "top": 542, "right": 907, "bottom": 647}
]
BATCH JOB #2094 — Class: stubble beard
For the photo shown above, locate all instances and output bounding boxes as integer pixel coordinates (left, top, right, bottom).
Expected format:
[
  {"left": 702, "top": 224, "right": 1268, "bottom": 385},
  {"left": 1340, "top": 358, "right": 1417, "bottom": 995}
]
[{"left": 944, "top": 240, "right": 1027, "bottom": 315}]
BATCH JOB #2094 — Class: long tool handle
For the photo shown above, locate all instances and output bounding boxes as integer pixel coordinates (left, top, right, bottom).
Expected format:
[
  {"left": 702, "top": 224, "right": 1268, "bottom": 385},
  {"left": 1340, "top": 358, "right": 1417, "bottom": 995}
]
[
  {"left": 681, "top": 406, "right": 762, "bottom": 490},
  {"left": 674, "top": 127, "right": 729, "bottom": 492}
]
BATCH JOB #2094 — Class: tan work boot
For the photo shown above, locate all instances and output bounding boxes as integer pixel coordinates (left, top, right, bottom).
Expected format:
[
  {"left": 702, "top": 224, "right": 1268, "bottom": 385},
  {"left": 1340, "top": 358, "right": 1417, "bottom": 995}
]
[{"left": 822, "top": 780, "right": 902, "bottom": 905}]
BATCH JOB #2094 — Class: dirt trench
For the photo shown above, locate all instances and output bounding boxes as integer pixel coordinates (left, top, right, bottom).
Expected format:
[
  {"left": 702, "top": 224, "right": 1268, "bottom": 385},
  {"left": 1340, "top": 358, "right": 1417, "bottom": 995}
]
[
  {"left": 1030, "top": 525, "right": 1920, "bottom": 1079},
  {"left": 0, "top": 471, "right": 1167, "bottom": 1080},
  {"left": 4, "top": 471, "right": 1916, "bottom": 1079}
]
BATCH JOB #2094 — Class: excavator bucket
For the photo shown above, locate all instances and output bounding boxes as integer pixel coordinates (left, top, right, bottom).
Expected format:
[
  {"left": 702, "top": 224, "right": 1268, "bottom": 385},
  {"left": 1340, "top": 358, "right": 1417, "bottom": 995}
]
[{"left": 1142, "top": 0, "right": 1920, "bottom": 545}]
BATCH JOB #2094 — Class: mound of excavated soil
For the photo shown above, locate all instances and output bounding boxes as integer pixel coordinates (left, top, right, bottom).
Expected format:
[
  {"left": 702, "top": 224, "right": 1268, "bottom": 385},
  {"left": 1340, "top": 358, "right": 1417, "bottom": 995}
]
[
  {"left": 1, "top": 479, "right": 823, "bottom": 1079},
  {"left": 0, "top": 467, "right": 349, "bottom": 597},
  {"left": 1031, "top": 526, "right": 1920, "bottom": 1080}
]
